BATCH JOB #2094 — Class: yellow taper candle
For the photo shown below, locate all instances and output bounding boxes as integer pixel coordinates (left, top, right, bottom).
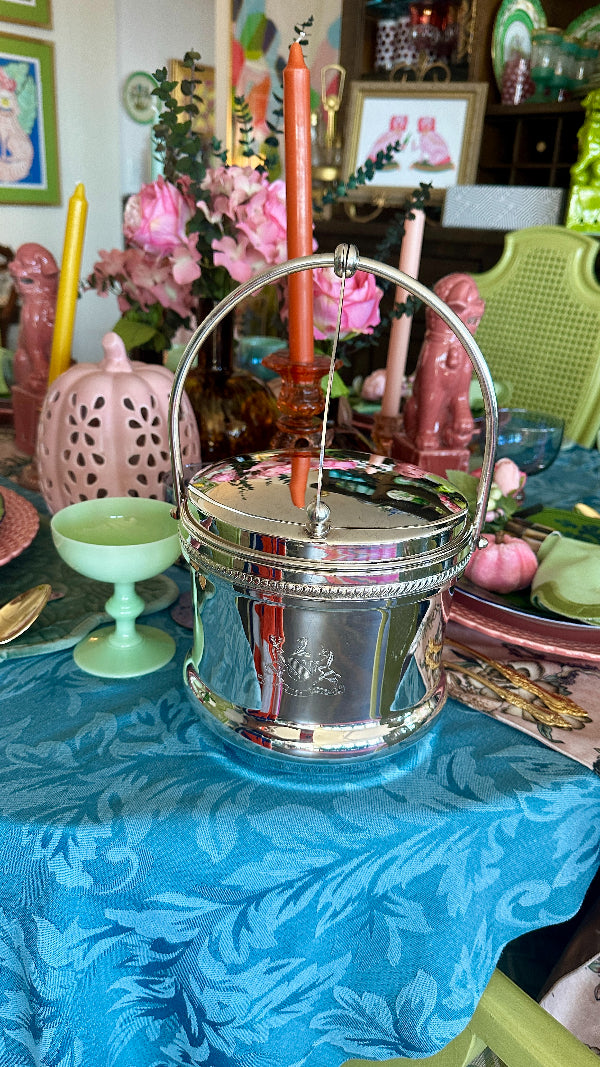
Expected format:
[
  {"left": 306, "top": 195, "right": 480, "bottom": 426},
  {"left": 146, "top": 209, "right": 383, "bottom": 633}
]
[{"left": 48, "top": 182, "right": 88, "bottom": 384}]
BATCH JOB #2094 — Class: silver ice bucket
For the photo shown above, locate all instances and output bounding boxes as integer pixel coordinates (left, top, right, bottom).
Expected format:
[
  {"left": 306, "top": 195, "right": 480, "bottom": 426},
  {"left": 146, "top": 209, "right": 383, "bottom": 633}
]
[{"left": 169, "top": 249, "right": 497, "bottom": 760}]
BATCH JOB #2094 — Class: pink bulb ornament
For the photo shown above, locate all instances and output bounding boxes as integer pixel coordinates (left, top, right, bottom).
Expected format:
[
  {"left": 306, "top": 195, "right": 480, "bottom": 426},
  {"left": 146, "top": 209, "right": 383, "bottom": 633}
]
[{"left": 37, "top": 331, "right": 201, "bottom": 513}]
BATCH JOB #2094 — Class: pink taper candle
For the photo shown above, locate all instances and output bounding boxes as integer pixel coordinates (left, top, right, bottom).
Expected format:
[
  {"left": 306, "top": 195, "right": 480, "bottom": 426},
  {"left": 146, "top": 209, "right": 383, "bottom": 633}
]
[
  {"left": 283, "top": 39, "right": 314, "bottom": 367},
  {"left": 380, "top": 207, "right": 426, "bottom": 418}
]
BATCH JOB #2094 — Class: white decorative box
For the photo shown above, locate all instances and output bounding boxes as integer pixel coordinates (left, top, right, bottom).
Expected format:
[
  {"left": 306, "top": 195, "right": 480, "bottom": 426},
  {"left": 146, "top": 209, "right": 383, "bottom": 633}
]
[{"left": 442, "top": 185, "right": 566, "bottom": 230}]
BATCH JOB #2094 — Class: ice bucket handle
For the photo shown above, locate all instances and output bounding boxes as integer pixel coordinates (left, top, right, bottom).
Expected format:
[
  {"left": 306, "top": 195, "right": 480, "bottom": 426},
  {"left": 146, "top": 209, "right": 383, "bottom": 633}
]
[{"left": 169, "top": 249, "right": 498, "bottom": 547}]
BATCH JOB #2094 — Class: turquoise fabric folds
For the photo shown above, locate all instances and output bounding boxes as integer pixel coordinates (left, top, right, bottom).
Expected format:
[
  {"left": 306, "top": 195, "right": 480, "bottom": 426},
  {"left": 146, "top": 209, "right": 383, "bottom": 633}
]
[
  {"left": 0, "top": 448, "right": 599, "bottom": 1066},
  {"left": 0, "top": 599, "right": 599, "bottom": 1067}
]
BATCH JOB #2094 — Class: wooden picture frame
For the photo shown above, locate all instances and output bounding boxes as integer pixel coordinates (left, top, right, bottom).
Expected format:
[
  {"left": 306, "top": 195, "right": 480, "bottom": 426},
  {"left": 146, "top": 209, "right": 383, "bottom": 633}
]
[
  {"left": 0, "top": 0, "right": 52, "bottom": 29},
  {"left": 0, "top": 32, "right": 60, "bottom": 205},
  {"left": 341, "top": 80, "right": 488, "bottom": 205},
  {"left": 168, "top": 58, "right": 216, "bottom": 147}
]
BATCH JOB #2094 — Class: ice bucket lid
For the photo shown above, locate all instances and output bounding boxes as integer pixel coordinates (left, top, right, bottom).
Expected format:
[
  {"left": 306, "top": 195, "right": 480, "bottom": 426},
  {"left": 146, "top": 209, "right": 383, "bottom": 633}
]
[{"left": 180, "top": 451, "right": 473, "bottom": 592}]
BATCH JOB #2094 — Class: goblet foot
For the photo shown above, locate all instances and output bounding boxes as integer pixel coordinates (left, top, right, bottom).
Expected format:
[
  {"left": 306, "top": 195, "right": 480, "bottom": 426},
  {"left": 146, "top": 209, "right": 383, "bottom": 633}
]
[{"left": 73, "top": 623, "right": 176, "bottom": 678}]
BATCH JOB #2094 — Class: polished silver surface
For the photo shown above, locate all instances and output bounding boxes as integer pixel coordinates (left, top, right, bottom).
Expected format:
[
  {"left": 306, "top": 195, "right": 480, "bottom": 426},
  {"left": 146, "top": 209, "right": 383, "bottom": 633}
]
[
  {"left": 168, "top": 246, "right": 499, "bottom": 760},
  {"left": 182, "top": 450, "right": 472, "bottom": 596},
  {"left": 179, "top": 450, "right": 468, "bottom": 758},
  {"left": 169, "top": 247, "right": 498, "bottom": 540}
]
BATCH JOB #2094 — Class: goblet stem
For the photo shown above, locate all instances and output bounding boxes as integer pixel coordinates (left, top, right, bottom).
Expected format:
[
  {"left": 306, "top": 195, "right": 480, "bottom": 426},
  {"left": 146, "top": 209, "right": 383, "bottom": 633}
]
[{"left": 105, "top": 582, "right": 145, "bottom": 648}]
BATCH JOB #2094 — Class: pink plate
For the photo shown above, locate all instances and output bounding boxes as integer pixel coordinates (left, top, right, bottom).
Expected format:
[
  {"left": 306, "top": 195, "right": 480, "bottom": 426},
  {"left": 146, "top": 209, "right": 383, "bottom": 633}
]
[
  {"left": 451, "top": 583, "right": 600, "bottom": 665},
  {"left": 0, "top": 487, "right": 40, "bottom": 566}
]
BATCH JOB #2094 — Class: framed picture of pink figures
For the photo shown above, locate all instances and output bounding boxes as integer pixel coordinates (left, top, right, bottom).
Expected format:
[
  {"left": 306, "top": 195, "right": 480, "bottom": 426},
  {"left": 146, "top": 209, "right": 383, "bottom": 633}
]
[
  {"left": 0, "top": 32, "right": 60, "bottom": 205},
  {"left": 0, "top": 0, "right": 52, "bottom": 28},
  {"left": 341, "top": 80, "right": 488, "bottom": 206}
]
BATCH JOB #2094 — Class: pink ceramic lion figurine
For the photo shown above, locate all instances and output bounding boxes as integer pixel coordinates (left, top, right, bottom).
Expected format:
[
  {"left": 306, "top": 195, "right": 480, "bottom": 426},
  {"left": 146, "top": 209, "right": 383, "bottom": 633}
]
[
  {"left": 403, "top": 273, "right": 485, "bottom": 451},
  {"left": 9, "top": 243, "right": 59, "bottom": 391}
]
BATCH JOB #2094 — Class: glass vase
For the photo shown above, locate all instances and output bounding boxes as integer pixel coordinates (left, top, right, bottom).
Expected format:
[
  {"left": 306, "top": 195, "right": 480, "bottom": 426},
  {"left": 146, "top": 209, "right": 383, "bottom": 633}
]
[{"left": 184, "top": 302, "right": 279, "bottom": 464}]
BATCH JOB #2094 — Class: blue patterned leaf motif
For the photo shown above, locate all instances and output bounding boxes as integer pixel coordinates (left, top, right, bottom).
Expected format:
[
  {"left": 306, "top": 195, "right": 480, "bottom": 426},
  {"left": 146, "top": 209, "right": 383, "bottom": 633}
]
[
  {"left": 103, "top": 909, "right": 352, "bottom": 1067},
  {"left": 195, "top": 780, "right": 258, "bottom": 865},
  {"left": 153, "top": 1028, "right": 210, "bottom": 1066},
  {"left": 313, "top": 969, "right": 443, "bottom": 1059},
  {"left": 443, "top": 919, "right": 495, "bottom": 1014},
  {"left": 0, "top": 912, "right": 86, "bottom": 1067},
  {"left": 311, "top": 986, "right": 400, "bottom": 1057}
]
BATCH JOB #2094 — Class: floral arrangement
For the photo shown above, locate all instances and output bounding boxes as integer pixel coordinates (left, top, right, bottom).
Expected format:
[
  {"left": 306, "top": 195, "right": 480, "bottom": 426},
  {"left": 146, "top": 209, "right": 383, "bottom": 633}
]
[
  {"left": 447, "top": 458, "right": 539, "bottom": 594},
  {"left": 84, "top": 47, "right": 416, "bottom": 359}
]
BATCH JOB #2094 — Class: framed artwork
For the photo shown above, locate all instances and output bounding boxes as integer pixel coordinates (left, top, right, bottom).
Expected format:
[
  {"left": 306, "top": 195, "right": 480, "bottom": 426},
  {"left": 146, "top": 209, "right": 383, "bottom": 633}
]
[
  {"left": 168, "top": 59, "right": 215, "bottom": 147},
  {"left": 231, "top": 1, "right": 342, "bottom": 158},
  {"left": 341, "top": 80, "right": 488, "bottom": 205},
  {"left": 0, "top": 32, "right": 60, "bottom": 205},
  {"left": 0, "top": 0, "right": 52, "bottom": 28}
]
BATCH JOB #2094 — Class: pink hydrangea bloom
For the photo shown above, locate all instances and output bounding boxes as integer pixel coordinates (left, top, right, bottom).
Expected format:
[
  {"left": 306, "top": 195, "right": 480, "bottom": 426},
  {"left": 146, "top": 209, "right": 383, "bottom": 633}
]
[
  {"left": 212, "top": 234, "right": 270, "bottom": 284},
  {"left": 312, "top": 268, "right": 383, "bottom": 340},
  {"left": 236, "top": 179, "right": 289, "bottom": 266},
  {"left": 207, "top": 171, "right": 291, "bottom": 283},
  {"left": 197, "top": 165, "right": 267, "bottom": 226},
  {"left": 91, "top": 247, "right": 194, "bottom": 319}
]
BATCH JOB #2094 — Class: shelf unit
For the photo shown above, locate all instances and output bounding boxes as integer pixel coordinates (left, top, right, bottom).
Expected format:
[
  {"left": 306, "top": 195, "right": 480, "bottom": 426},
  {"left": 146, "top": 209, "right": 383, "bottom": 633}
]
[
  {"left": 477, "top": 100, "right": 583, "bottom": 188},
  {"left": 326, "top": 1, "right": 592, "bottom": 379},
  {"left": 338, "top": 0, "right": 589, "bottom": 193}
]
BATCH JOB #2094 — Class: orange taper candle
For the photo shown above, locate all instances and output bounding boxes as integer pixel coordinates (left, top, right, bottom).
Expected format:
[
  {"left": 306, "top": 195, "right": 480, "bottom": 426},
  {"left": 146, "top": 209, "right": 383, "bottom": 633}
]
[{"left": 283, "top": 40, "right": 314, "bottom": 366}]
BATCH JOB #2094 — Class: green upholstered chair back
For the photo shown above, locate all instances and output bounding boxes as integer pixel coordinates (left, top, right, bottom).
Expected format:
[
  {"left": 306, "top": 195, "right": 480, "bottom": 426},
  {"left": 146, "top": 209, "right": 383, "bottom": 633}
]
[
  {"left": 470, "top": 226, "right": 600, "bottom": 448},
  {"left": 342, "top": 968, "right": 598, "bottom": 1067}
]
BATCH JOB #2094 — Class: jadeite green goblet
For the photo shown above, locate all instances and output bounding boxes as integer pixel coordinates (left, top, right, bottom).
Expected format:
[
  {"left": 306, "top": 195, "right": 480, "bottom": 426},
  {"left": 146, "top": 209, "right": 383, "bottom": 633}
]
[{"left": 50, "top": 497, "right": 181, "bottom": 678}]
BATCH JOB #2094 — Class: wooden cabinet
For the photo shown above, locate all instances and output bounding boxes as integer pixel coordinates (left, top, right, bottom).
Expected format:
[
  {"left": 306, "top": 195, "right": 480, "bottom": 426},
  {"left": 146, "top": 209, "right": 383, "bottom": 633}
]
[
  {"left": 338, "top": 0, "right": 588, "bottom": 192},
  {"left": 477, "top": 100, "right": 582, "bottom": 188},
  {"left": 326, "top": 1, "right": 590, "bottom": 378}
]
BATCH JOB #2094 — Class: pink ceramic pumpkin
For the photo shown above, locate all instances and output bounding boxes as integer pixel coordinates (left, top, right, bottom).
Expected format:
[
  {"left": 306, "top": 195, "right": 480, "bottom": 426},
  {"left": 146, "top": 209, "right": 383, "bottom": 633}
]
[
  {"left": 465, "top": 532, "right": 538, "bottom": 594},
  {"left": 37, "top": 332, "right": 201, "bottom": 514}
]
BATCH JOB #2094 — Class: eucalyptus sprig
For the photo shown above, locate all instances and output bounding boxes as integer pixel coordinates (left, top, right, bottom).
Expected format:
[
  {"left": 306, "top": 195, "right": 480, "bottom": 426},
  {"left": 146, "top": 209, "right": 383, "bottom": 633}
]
[
  {"left": 293, "top": 15, "right": 314, "bottom": 42},
  {"left": 232, "top": 93, "right": 281, "bottom": 175},
  {"left": 152, "top": 50, "right": 227, "bottom": 189},
  {"left": 319, "top": 142, "right": 410, "bottom": 210}
]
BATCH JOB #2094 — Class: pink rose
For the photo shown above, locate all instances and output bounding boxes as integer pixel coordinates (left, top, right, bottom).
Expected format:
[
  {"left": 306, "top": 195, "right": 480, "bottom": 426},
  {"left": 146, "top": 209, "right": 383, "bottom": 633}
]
[
  {"left": 312, "top": 268, "right": 383, "bottom": 340},
  {"left": 361, "top": 368, "right": 387, "bottom": 401},
  {"left": 493, "top": 457, "right": 526, "bottom": 497},
  {"left": 125, "top": 176, "right": 195, "bottom": 257}
]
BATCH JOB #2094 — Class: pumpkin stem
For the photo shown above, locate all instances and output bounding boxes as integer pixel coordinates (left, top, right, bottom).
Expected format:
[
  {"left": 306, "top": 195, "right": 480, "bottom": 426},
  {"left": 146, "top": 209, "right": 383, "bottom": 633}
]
[{"left": 101, "top": 331, "right": 134, "bottom": 372}]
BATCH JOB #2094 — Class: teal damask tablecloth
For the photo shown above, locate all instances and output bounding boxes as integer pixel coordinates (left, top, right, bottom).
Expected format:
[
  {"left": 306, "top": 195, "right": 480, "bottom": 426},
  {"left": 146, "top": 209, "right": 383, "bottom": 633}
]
[{"left": 0, "top": 451, "right": 599, "bottom": 1067}]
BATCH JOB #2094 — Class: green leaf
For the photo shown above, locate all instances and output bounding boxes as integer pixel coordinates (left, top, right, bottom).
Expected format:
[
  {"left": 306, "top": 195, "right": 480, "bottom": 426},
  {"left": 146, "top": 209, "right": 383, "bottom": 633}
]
[
  {"left": 445, "top": 469, "right": 479, "bottom": 513},
  {"left": 112, "top": 318, "right": 158, "bottom": 352},
  {"left": 320, "top": 370, "right": 350, "bottom": 398}
]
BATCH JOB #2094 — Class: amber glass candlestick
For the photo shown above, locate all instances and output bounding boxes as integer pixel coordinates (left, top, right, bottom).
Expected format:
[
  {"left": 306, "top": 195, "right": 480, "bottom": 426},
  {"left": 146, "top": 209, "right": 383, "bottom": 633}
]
[{"left": 263, "top": 349, "right": 332, "bottom": 448}]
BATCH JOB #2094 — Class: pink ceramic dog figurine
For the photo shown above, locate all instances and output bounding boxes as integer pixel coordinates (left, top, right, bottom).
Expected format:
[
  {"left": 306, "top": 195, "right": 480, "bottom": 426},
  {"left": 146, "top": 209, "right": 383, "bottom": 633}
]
[{"left": 9, "top": 242, "right": 59, "bottom": 392}]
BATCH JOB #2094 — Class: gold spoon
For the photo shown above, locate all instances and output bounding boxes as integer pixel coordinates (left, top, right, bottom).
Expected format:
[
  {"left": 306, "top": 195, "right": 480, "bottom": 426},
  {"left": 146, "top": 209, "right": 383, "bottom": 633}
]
[
  {"left": 445, "top": 637, "right": 589, "bottom": 720},
  {"left": 443, "top": 660, "right": 574, "bottom": 729},
  {"left": 0, "top": 584, "right": 52, "bottom": 645}
]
